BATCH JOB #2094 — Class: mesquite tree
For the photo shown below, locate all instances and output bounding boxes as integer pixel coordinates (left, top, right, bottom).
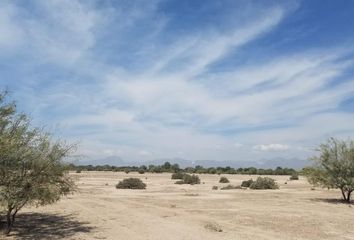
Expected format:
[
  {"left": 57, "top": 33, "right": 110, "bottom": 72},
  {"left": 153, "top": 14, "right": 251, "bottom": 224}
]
[
  {"left": 0, "top": 92, "right": 76, "bottom": 234},
  {"left": 305, "top": 138, "right": 354, "bottom": 203}
]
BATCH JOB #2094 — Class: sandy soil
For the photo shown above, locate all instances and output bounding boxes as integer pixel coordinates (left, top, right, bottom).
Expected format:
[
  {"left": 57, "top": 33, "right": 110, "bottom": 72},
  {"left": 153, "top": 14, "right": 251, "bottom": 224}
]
[{"left": 3, "top": 172, "right": 354, "bottom": 240}]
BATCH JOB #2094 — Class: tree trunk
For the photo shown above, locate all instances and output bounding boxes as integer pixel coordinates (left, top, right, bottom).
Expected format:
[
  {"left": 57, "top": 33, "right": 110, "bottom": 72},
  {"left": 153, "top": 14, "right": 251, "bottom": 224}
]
[
  {"left": 5, "top": 209, "right": 13, "bottom": 235},
  {"left": 341, "top": 188, "right": 347, "bottom": 201},
  {"left": 347, "top": 190, "right": 352, "bottom": 203}
]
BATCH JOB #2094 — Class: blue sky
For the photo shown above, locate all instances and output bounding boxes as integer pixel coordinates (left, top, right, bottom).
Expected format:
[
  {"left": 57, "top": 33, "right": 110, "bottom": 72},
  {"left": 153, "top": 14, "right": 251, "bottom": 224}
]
[{"left": 1, "top": 0, "right": 354, "bottom": 165}]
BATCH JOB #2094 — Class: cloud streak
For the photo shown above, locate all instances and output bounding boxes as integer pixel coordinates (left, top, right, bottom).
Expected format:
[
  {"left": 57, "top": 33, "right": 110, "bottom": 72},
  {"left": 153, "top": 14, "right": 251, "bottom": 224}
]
[{"left": 0, "top": 0, "right": 354, "bottom": 166}]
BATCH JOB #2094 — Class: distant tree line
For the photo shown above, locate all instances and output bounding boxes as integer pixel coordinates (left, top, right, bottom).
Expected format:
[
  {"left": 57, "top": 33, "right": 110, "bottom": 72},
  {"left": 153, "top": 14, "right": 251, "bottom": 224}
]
[{"left": 68, "top": 162, "right": 298, "bottom": 175}]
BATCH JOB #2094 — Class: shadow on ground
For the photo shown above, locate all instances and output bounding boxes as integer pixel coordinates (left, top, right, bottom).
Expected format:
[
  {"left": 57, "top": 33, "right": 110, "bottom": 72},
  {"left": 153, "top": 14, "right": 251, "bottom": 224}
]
[
  {"left": 311, "top": 198, "right": 353, "bottom": 206},
  {"left": 3, "top": 212, "right": 95, "bottom": 240}
]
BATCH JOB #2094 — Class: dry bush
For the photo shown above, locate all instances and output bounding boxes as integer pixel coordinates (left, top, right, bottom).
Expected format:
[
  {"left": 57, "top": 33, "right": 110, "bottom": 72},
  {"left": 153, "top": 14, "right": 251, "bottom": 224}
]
[
  {"left": 174, "top": 174, "right": 200, "bottom": 185},
  {"left": 241, "top": 179, "right": 254, "bottom": 188},
  {"left": 249, "top": 177, "right": 279, "bottom": 190},
  {"left": 171, "top": 172, "right": 185, "bottom": 179},
  {"left": 116, "top": 178, "right": 146, "bottom": 189},
  {"left": 220, "top": 184, "right": 242, "bottom": 190},
  {"left": 219, "top": 176, "right": 230, "bottom": 183}
]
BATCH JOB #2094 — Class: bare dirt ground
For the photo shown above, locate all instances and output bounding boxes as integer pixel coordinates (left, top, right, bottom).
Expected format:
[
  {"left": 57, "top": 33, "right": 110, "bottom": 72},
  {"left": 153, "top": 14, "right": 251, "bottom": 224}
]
[{"left": 4, "top": 172, "right": 354, "bottom": 240}]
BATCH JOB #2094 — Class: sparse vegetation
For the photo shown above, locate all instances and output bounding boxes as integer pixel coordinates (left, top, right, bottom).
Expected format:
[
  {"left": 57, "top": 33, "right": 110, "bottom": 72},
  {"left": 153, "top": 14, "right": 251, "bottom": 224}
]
[
  {"left": 219, "top": 176, "right": 230, "bottom": 183},
  {"left": 241, "top": 179, "right": 254, "bottom": 188},
  {"left": 249, "top": 177, "right": 279, "bottom": 190},
  {"left": 116, "top": 178, "right": 146, "bottom": 189},
  {"left": 138, "top": 169, "right": 145, "bottom": 174},
  {"left": 212, "top": 186, "right": 218, "bottom": 190},
  {"left": 174, "top": 174, "right": 200, "bottom": 185},
  {"left": 67, "top": 163, "right": 298, "bottom": 176},
  {"left": 289, "top": 173, "right": 299, "bottom": 180},
  {"left": 204, "top": 222, "right": 223, "bottom": 232},
  {"left": 220, "top": 185, "right": 242, "bottom": 190},
  {"left": 304, "top": 138, "right": 354, "bottom": 203},
  {"left": 171, "top": 172, "right": 185, "bottom": 179}
]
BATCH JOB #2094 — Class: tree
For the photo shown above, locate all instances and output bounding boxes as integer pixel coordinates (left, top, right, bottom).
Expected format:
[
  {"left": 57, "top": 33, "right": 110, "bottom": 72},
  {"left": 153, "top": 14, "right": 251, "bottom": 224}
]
[
  {"left": 0, "top": 92, "right": 76, "bottom": 234},
  {"left": 305, "top": 138, "right": 354, "bottom": 203}
]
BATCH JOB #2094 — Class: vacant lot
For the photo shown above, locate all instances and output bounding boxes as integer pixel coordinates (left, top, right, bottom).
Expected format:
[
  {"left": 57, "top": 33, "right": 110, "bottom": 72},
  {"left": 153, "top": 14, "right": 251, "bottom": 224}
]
[{"left": 5, "top": 172, "right": 354, "bottom": 240}]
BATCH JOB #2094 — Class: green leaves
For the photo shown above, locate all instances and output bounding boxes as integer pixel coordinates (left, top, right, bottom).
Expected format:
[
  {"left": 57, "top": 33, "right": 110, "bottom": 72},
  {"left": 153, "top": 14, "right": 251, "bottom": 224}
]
[
  {"left": 305, "top": 138, "right": 354, "bottom": 202},
  {"left": 0, "top": 91, "right": 76, "bottom": 233}
]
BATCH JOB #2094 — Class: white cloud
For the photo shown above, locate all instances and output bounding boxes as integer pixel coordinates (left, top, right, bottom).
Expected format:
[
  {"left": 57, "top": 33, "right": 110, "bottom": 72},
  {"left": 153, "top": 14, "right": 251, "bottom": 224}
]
[
  {"left": 1, "top": 1, "right": 354, "bottom": 165},
  {"left": 253, "top": 144, "right": 290, "bottom": 152},
  {"left": 234, "top": 143, "right": 244, "bottom": 148}
]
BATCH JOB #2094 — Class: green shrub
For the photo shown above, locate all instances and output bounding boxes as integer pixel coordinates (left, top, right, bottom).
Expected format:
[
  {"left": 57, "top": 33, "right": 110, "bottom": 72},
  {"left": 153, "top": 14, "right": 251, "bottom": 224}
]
[
  {"left": 219, "top": 176, "right": 230, "bottom": 183},
  {"left": 116, "top": 178, "right": 146, "bottom": 189},
  {"left": 241, "top": 179, "right": 254, "bottom": 188},
  {"left": 138, "top": 169, "right": 145, "bottom": 174},
  {"left": 249, "top": 177, "right": 279, "bottom": 190},
  {"left": 174, "top": 174, "right": 200, "bottom": 185},
  {"left": 212, "top": 186, "right": 218, "bottom": 190},
  {"left": 171, "top": 172, "right": 185, "bottom": 179},
  {"left": 220, "top": 185, "right": 242, "bottom": 190},
  {"left": 289, "top": 173, "right": 299, "bottom": 180},
  {"left": 183, "top": 174, "right": 200, "bottom": 185}
]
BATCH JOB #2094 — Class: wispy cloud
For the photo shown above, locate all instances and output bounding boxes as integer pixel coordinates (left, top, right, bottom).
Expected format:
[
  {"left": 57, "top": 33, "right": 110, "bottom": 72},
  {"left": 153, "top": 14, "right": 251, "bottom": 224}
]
[
  {"left": 253, "top": 144, "right": 290, "bottom": 152},
  {"left": 0, "top": 0, "right": 354, "bottom": 165}
]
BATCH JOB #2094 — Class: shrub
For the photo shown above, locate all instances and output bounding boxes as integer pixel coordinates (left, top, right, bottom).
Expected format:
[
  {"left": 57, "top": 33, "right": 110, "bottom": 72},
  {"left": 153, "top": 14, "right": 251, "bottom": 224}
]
[
  {"left": 212, "top": 186, "right": 218, "bottom": 190},
  {"left": 171, "top": 172, "right": 185, "bottom": 179},
  {"left": 289, "top": 173, "right": 299, "bottom": 180},
  {"left": 174, "top": 174, "right": 200, "bottom": 185},
  {"left": 305, "top": 138, "right": 354, "bottom": 203},
  {"left": 241, "top": 179, "right": 254, "bottom": 188},
  {"left": 116, "top": 178, "right": 146, "bottom": 189},
  {"left": 183, "top": 174, "right": 200, "bottom": 185},
  {"left": 249, "top": 177, "right": 279, "bottom": 190},
  {"left": 138, "top": 169, "right": 145, "bottom": 174},
  {"left": 204, "top": 223, "right": 223, "bottom": 232},
  {"left": 124, "top": 169, "right": 130, "bottom": 174},
  {"left": 76, "top": 169, "right": 82, "bottom": 173},
  {"left": 219, "top": 176, "right": 230, "bottom": 183},
  {"left": 220, "top": 185, "right": 242, "bottom": 190}
]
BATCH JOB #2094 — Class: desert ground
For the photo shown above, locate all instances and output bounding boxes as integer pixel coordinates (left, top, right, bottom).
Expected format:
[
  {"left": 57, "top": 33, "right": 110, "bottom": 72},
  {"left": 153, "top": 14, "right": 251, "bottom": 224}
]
[{"left": 4, "top": 172, "right": 354, "bottom": 240}]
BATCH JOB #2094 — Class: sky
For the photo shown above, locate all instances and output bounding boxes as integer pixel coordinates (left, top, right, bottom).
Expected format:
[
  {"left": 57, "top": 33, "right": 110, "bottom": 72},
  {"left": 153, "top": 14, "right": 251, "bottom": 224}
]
[{"left": 0, "top": 0, "right": 354, "bottom": 166}]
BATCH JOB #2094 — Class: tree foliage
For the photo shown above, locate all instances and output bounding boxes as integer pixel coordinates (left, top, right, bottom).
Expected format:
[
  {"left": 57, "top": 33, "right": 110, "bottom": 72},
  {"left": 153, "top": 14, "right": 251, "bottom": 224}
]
[
  {"left": 0, "top": 92, "right": 75, "bottom": 234},
  {"left": 304, "top": 138, "right": 354, "bottom": 203}
]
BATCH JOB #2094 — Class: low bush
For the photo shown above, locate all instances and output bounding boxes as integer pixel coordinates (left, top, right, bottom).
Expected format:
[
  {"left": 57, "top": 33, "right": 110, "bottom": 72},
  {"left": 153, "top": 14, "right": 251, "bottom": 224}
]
[
  {"left": 241, "top": 179, "right": 254, "bottom": 188},
  {"left": 220, "top": 185, "right": 242, "bottom": 190},
  {"left": 289, "top": 173, "right": 299, "bottom": 180},
  {"left": 116, "top": 178, "right": 146, "bottom": 189},
  {"left": 174, "top": 174, "right": 200, "bottom": 185},
  {"left": 138, "top": 169, "right": 145, "bottom": 174},
  {"left": 183, "top": 174, "right": 200, "bottom": 185},
  {"left": 76, "top": 169, "right": 81, "bottom": 173},
  {"left": 124, "top": 169, "right": 130, "bottom": 174},
  {"left": 204, "top": 223, "right": 223, "bottom": 232},
  {"left": 219, "top": 176, "right": 230, "bottom": 183},
  {"left": 249, "top": 177, "right": 278, "bottom": 190},
  {"left": 171, "top": 172, "right": 185, "bottom": 179},
  {"left": 212, "top": 186, "right": 218, "bottom": 190}
]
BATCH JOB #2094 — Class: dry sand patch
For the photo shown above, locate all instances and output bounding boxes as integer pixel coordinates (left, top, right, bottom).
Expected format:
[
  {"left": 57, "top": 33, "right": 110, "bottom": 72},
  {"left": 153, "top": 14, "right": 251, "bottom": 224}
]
[{"left": 3, "top": 172, "right": 354, "bottom": 240}]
